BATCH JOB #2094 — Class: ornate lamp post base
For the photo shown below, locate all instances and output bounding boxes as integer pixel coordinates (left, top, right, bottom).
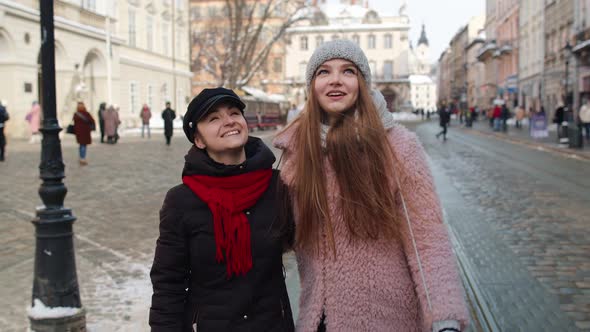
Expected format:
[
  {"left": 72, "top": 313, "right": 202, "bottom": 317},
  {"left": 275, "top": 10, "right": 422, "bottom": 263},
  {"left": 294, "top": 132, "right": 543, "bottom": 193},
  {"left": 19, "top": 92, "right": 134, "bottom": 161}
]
[{"left": 29, "top": 310, "right": 86, "bottom": 332}]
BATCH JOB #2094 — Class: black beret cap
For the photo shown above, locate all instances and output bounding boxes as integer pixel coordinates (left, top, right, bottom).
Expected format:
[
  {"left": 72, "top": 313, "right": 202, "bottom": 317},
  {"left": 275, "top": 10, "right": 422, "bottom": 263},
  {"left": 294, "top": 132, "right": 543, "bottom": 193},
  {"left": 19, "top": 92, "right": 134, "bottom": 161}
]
[{"left": 183, "top": 87, "right": 246, "bottom": 143}]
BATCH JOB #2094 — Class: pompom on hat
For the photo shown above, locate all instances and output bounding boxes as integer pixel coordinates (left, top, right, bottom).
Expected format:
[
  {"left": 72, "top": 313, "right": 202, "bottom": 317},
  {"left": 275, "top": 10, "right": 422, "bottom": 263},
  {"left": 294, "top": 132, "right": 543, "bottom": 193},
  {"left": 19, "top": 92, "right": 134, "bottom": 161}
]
[{"left": 305, "top": 39, "right": 372, "bottom": 89}]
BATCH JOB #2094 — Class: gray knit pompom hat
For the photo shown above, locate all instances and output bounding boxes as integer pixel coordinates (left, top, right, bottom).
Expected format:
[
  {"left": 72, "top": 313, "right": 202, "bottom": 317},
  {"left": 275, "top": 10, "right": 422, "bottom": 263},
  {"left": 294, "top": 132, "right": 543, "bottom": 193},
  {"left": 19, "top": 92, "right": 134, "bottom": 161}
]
[{"left": 306, "top": 39, "right": 371, "bottom": 89}]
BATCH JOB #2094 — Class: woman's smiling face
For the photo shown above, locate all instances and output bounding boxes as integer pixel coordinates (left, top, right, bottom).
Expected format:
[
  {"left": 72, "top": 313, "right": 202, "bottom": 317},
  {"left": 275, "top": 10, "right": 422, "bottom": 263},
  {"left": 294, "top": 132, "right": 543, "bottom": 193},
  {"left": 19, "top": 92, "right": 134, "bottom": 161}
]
[
  {"left": 313, "top": 59, "right": 359, "bottom": 123},
  {"left": 194, "top": 103, "right": 248, "bottom": 164}
]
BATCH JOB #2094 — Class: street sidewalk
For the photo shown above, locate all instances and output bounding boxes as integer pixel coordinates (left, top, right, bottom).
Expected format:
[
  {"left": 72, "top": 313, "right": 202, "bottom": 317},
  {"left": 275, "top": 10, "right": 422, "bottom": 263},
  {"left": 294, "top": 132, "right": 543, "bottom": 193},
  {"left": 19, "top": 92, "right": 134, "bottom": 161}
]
[{"left": 457, "top": 119, "right": 590, "bottom": 162}]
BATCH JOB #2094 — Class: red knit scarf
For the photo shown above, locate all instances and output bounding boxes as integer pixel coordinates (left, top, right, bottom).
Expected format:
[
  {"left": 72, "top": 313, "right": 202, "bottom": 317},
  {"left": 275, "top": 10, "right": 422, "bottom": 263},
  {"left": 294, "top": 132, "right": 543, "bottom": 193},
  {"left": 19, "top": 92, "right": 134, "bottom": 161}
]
[{"left": 182, "top": 169, "right": 272, "bottom": 277}]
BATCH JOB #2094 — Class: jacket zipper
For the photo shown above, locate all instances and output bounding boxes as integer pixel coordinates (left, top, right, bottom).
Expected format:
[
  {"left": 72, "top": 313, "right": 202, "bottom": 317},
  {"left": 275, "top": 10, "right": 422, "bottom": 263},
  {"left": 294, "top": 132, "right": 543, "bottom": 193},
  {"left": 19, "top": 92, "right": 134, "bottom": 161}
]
[{"left": 192, "top": 310, "right": 199, "bottom": 332}]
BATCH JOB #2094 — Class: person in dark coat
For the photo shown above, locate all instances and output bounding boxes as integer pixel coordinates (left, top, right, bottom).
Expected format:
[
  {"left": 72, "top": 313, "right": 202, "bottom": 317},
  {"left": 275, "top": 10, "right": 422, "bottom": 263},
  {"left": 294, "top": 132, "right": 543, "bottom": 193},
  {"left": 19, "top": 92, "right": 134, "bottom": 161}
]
[
  {"left": 161, "top": 101, "right": 176, "bottom": 145},
  {"left": 0, "top": 100, "right": 9, "bottom": 161},
  {"left": 72, "top": 102, "right": 95, "bottom": 166},
  {"left": 436, "top": 103, "right": 451, "bottom": 140},
  {"left": 149, "top": 87, "right": 295, "bottom": 332},
  {"left": 97, "top": 102, "right": 106, "bottom": 143}
]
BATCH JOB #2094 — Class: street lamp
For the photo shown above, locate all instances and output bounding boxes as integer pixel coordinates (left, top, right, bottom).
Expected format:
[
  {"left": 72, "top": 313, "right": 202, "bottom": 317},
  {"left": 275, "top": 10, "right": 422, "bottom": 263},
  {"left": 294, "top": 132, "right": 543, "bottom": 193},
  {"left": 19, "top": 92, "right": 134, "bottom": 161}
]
[
  {"left": 562, "top": 41, "right": 583, "bottom": 148},
  {"left": 29, "top": 2, "right": 86, "bottom": 331},
  {"left": 564, "top": 41, "right": 573, "bottom": 115}
]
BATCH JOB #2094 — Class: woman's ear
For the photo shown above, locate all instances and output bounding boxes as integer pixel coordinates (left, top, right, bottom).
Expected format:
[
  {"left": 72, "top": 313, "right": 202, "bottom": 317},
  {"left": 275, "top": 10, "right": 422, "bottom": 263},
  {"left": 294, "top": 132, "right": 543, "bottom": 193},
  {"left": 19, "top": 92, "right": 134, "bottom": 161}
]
[{"left": 194, "top": 133, "right": 206, "bottom": 149}]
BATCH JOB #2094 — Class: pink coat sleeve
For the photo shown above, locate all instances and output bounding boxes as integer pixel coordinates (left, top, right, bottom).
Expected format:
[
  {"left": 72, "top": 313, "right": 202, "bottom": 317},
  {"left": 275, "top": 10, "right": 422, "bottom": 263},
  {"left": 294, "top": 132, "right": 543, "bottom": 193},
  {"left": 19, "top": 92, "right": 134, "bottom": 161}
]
[{"left": 389, "top": 127, "right": 469, "bottom": 331}]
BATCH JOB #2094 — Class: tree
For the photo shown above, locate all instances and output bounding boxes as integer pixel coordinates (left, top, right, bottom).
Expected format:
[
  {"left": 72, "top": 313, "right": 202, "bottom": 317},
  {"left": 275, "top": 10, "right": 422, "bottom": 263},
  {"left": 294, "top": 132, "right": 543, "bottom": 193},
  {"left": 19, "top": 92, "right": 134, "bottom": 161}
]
[{"left": 191, "top": 0, "right": 309, "bottom": 89}]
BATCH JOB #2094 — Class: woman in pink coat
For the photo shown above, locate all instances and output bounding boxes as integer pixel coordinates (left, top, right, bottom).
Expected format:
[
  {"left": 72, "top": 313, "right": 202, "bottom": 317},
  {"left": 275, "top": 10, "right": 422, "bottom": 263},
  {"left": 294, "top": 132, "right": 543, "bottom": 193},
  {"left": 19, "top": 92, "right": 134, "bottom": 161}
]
[
  {"left": 26, "top": 101, "right": 41, "bottom": 143},
  {"left": 103, "top": 105, "right": 120, "bottom": 144},
  {"left": 273, "top": 40, "right": 469, "bottom": 332}
]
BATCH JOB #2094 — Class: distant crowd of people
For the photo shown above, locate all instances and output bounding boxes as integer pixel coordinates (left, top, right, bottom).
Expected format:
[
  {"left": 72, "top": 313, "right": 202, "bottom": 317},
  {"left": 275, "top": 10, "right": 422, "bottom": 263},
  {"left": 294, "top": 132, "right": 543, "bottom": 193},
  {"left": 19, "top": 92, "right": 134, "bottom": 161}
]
[
  {"left": 431, "top": 97, "right": 590, "bottom": 144},
  {"left": 0, "top": 100, "right": 177, "bottom": 164}
]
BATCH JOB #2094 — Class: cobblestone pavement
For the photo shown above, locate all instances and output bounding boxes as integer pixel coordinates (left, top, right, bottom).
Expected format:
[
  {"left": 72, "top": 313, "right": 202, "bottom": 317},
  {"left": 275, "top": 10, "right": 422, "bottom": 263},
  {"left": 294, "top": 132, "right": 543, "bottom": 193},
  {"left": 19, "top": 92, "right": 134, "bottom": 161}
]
[{"left": 417, "top": 121, "right": 590, "bottom": 331}]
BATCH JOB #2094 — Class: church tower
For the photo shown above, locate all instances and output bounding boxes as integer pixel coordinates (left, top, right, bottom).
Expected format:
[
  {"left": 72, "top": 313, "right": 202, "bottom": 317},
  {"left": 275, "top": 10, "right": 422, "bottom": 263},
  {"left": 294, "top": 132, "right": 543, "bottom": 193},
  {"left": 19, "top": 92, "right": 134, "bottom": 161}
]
[{"left": 415, "top": 24, "right": 431, "bottom": 75}]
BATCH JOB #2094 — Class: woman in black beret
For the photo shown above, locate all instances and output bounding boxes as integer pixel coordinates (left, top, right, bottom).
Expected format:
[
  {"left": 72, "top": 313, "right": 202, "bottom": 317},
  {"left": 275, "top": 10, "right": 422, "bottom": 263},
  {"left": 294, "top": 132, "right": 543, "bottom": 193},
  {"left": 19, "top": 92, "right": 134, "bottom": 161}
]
[{"left": 149, "top": 87, "right": 295, "bottom": 332}]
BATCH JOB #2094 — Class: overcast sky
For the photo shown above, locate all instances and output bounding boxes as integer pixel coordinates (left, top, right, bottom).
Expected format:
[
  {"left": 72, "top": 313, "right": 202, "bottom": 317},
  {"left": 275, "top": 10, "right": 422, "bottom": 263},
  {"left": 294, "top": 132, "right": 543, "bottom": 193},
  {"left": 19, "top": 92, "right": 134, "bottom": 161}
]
[{"left": 327, "top": 0, "right": 486, "bottom": 63}]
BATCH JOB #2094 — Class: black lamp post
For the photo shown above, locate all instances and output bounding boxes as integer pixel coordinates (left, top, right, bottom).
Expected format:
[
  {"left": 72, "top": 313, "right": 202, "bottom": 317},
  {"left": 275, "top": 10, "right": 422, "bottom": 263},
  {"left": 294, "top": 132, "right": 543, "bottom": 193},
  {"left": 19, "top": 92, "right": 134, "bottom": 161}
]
[
  {"left": 564, "top": 41, "right": 573, "bottom": 114},
  {"left": 29, "top": 1, "right": 86, "bottom": 331},
  {"left": 563, "top": 41, "right": 583, "bottom": 148}
]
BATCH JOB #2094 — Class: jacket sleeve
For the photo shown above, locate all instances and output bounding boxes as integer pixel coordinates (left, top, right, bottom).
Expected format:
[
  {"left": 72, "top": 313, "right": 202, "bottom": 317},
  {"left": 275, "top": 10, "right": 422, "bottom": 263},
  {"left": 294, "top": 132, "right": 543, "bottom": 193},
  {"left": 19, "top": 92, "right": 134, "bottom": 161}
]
[
  {"left": 149, "top": 188, "right": 190, "bottom": 331},
  {"left": 390, "top": 129, "right": 469, "bottom": 331}
]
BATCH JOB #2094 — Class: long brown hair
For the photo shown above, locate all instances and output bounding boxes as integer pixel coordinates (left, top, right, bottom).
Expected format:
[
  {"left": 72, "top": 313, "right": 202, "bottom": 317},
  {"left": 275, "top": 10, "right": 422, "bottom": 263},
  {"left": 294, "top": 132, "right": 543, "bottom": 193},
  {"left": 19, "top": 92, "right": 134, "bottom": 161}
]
[{"left": 290, "top": 71, "right": 399, "bottom": 256}]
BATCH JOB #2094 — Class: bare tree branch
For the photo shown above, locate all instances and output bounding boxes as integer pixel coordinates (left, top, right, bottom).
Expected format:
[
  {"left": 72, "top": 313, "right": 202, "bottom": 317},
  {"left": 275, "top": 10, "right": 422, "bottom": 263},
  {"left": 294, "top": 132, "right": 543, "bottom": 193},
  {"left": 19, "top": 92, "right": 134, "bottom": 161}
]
[{"left": 192, "top": 0, "right": 309, "bottom": 89}]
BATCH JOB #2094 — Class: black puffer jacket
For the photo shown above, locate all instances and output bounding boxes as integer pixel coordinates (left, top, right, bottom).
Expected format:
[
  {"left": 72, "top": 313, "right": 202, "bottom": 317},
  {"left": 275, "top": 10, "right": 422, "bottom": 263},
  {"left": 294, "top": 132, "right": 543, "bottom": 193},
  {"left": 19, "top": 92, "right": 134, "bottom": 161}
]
[{"left": 149, "top": 137, "right": 294, "bottom": 332}]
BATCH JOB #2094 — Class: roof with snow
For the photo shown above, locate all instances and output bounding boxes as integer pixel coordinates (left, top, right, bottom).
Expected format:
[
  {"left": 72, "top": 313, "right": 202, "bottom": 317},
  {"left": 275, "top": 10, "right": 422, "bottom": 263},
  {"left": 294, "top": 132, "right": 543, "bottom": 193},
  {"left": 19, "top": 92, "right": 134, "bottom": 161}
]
[{"left": 409, "top": 75, "right": 434, "bottom": 84}]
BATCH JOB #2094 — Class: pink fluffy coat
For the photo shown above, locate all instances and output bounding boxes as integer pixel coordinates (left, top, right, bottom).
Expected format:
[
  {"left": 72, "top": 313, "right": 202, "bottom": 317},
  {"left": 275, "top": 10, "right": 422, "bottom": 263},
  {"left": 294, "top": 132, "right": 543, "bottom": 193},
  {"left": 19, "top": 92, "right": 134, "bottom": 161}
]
[{"left": 273, "top": 124, "right": 469, "bottom": 332}]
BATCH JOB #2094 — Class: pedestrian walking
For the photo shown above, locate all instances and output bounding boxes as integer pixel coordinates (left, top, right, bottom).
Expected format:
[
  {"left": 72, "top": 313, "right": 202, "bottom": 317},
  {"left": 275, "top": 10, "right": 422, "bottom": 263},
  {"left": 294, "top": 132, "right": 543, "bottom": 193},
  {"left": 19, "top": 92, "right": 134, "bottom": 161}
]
[
  {"left": 436, "top": 103, "right": 451, "bottom": 140},
  {"left": 161, "top": 101, "right": 176, "bottom": 145},
  {"left": 97, "top": 102, "right": 106, "bottom": 143},
  {"left": 26, "top": 101, "right": 41, "bottom": 143},
  {"left": 553, "top": 103, "right": 565, "bottom": 136},
  {"left": 273, "top": 39, "right": 468, "bottom": 332},
  {"left": 579, "top": 98, "right": 590, "bottom": 141},
  {"left": 149, "top": 87, "right": 295, "bottom": 331},
  {"left": 286, "top": 103, "right": 300, "bottom": 123},
  {"left": 72, "top": 102, "right": 96, "bottom": 166},
  {"left": 0, "top": 100, "right": 9, "bottom": 162},
  {"left": 492, "top": 104, "right": 502, "bottom": 131},
  {"left": 103, "top": 104, "right": 120, "bottom": 144},
  {"left": 515, "top": 105, "right": 525, "bottom": 129},
  {"left": 501, "top": 104, "right": 510, "bottom": 132},
  {"left": 140, "top": 103, "right": 152, "bottom": 138}
]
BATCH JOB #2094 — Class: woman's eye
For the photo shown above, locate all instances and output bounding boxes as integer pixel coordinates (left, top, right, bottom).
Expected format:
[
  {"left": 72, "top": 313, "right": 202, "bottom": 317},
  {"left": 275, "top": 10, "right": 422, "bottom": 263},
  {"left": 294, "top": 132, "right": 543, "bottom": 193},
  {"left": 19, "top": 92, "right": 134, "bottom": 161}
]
[
  {"left": 231, "top": 111, "right": 240, "bottom": 116},
  {"left": 208, "top": 116, "right": 219, "bottom": 122},
  {"left": 344, "top": 68, "right": 356, "bottom": 75},
  {"left": 317, "top": 69, "right": 329, "bottom": 75}
]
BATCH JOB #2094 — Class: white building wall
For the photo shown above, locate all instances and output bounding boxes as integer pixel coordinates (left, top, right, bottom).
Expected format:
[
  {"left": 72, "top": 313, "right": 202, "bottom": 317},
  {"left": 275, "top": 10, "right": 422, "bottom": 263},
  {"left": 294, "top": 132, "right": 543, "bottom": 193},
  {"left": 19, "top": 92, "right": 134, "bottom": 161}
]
[{"left": 0, "top": 0, "right": 192, "bottom": 137}]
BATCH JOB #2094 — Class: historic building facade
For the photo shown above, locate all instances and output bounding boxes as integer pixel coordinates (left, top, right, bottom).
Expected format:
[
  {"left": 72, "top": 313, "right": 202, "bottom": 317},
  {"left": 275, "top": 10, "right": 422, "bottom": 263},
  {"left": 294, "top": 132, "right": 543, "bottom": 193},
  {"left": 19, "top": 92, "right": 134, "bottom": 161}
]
[
  {"left": 572, "top": 0, "right": 590, "bottom": 113},
  {"left": 284, "top": 1, "right": 412, "bottom": 111},
  {"left": 0, "top": 0, "right": 191, "bottom": 138},
  {"left": 543, "top": 0, "right": 574, "bottom": 118},
  {"left": 518, "top": 0, "right": 545, "bottom": 112}
]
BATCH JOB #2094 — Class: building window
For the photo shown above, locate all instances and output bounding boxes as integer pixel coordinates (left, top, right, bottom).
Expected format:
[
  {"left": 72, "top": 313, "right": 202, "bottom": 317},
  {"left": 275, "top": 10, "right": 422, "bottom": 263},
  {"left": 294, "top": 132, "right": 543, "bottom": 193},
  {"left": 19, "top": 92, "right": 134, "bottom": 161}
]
[
  {"left": 83, "top": 0, "right": 96, "bottom": 11},
  {"left": 368, "top": 35, "right": 376, "bottom": 49},
  {"left": 130, "top": 81, "right": 139, "bottom": 114},
  {"left": 300, "top": 36, "right": 308, "bottom": 50},
  {"left": 273, "top": 57, "right": 282, "bottom": 73},
  {"left": 177, "top": 89, "right": 184, "bottom": 112},
  {"left": 162, "top": 83, "right": 170, "bottom": 105},
  {"left": 147, "top": 84, "right": 154, "bottom": 111},
  {"left": 191, "top": 7, "right": 200, "bottom": 19},
  {"left": 128, "top": 9, "right": 137, "bottom": 47},
  {"left": 176, "top": 29, "right": 182, "bottom": 59},
  {"left": 352, "top": 35, "right": 360, "bottom": 45},
  {"left": 146, "top": 16, "right": 154, "bottom": 51},
  {"left": 383, "top": 60, "right": 393, "bottom": 79},
  {"left": 384, "top": 34, "right": 392, "bottom": 48},
  {"left": 162, "top": 23, "right": 169, "bottom": 55},
  {"left": 299, "top": 61, "right": 307, "bottom": 80},
  {"left": 316, "top": 35, "right": 324, "bottom": 48},
  {"left": 208, "top": 6, "right": 218, "bottom": 17},
  {"left": 369, "top": 60, "right": 376, "bottom": 77}
]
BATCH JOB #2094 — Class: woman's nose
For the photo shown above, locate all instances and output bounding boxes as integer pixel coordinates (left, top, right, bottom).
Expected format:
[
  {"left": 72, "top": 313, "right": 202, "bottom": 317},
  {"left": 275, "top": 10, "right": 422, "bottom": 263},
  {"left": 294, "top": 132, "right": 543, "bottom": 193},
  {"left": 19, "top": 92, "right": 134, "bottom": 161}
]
[
  {"left": 328, "top": 73, "right": 342, "bottom": 85},
  {"left": 222, "top": 114, "right": 236, "bottom": 125}
]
